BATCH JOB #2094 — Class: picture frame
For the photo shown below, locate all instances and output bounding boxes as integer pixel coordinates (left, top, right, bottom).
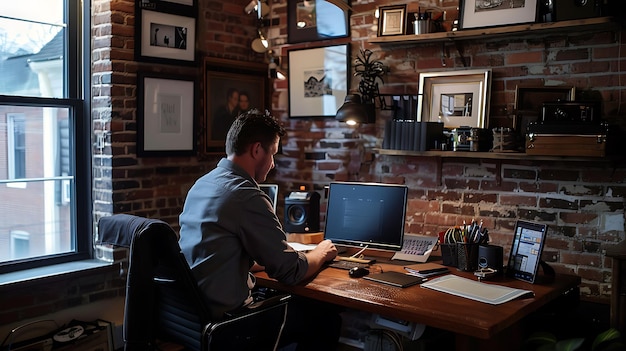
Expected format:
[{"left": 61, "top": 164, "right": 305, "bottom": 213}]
[
  {"left": 417, "top": 69, "right": 492, "bottom": 129},
  {"left": 378, "top": 4, "right": 407, "bottom": 36},
  {"left": 288, "top": 44, "right": 350, "bottom": 119},
  {"left": 138, "top": 0, "right": 197, "bottom": 16},
  {"left": 288, "top": 0, "right": 350, "bottom": 44},
  {"left": 137, "top": 72, "right": 196, "bottom": 157},
  {"left": 204, "top": 57, "right": 269, "bottom": 154},
  {"left": 514, "top": 85, "right": 575, "bottom": 134},
  {"left": 135, "top": 9, "right": 196, "bottom": 65},
  {"left": 459, "top": 0, "right": 538, "bottom": 30}
]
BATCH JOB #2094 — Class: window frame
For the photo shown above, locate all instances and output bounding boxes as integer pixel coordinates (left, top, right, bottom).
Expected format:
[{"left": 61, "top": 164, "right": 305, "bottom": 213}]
[{"left": 0, "top": 0, "right": 92, "bottom": 274}]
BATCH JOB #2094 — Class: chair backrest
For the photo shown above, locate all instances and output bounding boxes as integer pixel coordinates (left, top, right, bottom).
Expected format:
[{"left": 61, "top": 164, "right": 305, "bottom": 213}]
[{"left": 98, "top": 214, "right": 212, "bottom": 351}]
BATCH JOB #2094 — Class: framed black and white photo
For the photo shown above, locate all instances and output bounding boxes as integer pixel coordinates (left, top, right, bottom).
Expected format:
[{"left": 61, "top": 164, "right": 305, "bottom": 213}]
[
  {"left": 288, "top": 0, "right": 350, "bottom": 44},
  {"left": 288, "top": 44, "right": 349, "bottom": 119},
  {"left": 136, "top": 9, "right": 196, "bottom": 65},
  {"left": 459, "top": 0, "right": 538, "bottom": 30},
  {"left": 378, "top": 4, "right": 407, "bottom": 36},
  {"left": 137, "top": 72, "right": 196, "bottom": 157},
  {"left": 417, "top": 69, "right": 492, "bottom": 129}
]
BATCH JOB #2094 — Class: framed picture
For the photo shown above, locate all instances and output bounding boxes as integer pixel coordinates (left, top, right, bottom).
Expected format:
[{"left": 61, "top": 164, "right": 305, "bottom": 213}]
[
  {"left": 378, "top": 5, "right": 407, "bottom": 36},
  {"left": 137, "top": 72, "right": 196, "bottom": 157},
  {"left": 136, "top": 9, "right": 196, "bottom": 65},
  {"left": 138, "top": 0, "right": 197, "bottom": 16},
  {"left": 288, "top": 44, "right": 349, "bottom": 119},
  {"left": 459, "top": 0, "right": 538, "bottom": 30},
  {"left": 288, "top": 0, "right": 350, "bottom": 43},
  {"left": 204, "top": 57, "right": 269, "bottom": 153},
  {"left": 514, "top": 85, "right": 575, "bottom": 134},
  {"left": 417, "top": 69, "right": 492, "bottom": 129}
]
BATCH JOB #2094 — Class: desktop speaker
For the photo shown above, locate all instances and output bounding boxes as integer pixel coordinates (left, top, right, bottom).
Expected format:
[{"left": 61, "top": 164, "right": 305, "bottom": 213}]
[
  {"left": 284, "top": 191, "right": 320, "bottom": 233},
  {"left": 478, "top": 245, "right": 503, "bottom": 273}
]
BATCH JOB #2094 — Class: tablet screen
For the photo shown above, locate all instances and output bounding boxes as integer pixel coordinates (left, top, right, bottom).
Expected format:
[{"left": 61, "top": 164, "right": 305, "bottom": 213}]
[{"left": 507, "top": 220, "right": 548, "bottom": 283}]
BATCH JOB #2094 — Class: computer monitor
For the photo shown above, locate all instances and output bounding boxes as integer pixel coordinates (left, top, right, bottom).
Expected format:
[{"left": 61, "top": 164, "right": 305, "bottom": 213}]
[
  {"left": 507, "top": 220, "right": 548, "bottom": 283},
  {"left": 259, "top": 183, "right": 278, "bottom": 212},
  {"left": 324, "top": 182, "right": 408, "bottom": 251}
]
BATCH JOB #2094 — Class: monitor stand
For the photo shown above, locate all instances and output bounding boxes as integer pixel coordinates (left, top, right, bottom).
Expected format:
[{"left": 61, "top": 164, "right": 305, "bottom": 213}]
[{"left": 336, "top": 256, "right": 376, "bottom": 264}]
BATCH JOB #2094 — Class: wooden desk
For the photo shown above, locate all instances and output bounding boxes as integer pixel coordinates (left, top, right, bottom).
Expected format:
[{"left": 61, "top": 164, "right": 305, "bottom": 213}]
[{"left": 255, "top": 260, "right": 580, "bottom": 351}]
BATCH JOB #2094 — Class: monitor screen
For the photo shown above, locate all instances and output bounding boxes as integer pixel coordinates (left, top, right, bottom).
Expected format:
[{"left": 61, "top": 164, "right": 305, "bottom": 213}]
[
  {"left": 259, "top": 184, "right": 278, "bottom": 212},
  {"left": 324, "top": 182, "right": 408, "bottom": 251},
  {"left": 507, "top": 220, "right": 548, "bottom": 283}
]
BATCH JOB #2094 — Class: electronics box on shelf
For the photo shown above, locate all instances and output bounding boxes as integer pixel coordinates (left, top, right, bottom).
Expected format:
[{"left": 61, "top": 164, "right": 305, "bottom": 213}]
[{"left": 525, "top": 122, "right": 609, "bottom": 157}]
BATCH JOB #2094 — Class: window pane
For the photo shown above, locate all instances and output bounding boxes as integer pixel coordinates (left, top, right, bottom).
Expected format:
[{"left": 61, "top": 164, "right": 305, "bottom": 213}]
[
  {"left": 0, "top": 105, "right": 74, "bottom": 263},
  {"left": 0, "top": 1, "right": 65, "bottom": 98}
]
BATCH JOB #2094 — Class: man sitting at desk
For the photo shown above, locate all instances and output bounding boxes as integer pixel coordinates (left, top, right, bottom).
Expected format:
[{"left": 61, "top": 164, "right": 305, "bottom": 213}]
[{"left": 179, "top": 109, "right": 341, "bottom": 350}]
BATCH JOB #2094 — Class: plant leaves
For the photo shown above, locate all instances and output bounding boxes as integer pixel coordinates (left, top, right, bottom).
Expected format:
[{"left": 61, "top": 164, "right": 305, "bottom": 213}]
[
  {"left": 525, "top": 331, "right": 558, "bottom": 348},
  {"left": 592, "top": 328, "right": 622, "bottom": 351},
  {"left": 555, "top": 338, "right": 584, "bottom": 351}
]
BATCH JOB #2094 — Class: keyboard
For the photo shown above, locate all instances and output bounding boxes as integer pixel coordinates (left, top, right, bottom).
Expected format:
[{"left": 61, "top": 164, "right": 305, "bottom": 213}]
[{"left": 327, "top": 260, "right": 369, "bottom": 270}]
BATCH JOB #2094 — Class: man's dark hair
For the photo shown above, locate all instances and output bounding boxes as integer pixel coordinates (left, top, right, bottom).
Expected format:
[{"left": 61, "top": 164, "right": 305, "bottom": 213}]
[
  {"left": 226, "top": 87, "right": 238, "bottom": 99},
  {"left": 225, "top": 108, "right": 286, "bottom": 156}
]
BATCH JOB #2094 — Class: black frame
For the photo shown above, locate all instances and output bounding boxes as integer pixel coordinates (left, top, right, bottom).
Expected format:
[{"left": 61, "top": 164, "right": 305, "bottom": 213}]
[
  {"left": 135, "top": 2, "right": 197, "bottom": 65},
  {"left": 459, "top": 0, "right": 538, "bottom": 30},
  {"left": 137, "top": 72, "right": 197, "bottom": 157},
  {"left": 203, "top": 57, "right": 269, "bottom": 154},
  {"left": 288, "top": 43, "right": 350, "bottom": 119},
  {"left": 138, "top": 0, "right": 198, "bottom": 15},
  {"left": 377, "top": 4, "right": 407, "bottom": 36},
  {"left": 288, "top": 0, "right": 350, "bottom": 43}
]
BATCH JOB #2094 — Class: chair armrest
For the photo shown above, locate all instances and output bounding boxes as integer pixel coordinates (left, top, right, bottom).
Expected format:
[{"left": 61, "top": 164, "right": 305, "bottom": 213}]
[{"left": 224, "top": 294, "right": 291, "bottom": 318}]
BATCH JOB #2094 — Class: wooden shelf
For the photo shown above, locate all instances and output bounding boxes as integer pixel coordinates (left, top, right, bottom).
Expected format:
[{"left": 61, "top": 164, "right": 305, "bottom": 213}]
[
  {"left": 368, "top": 17, "right": 619, "bottom": 45},
  {"left": 375, "top": 148, "right": 617, "bottom": 162},
  {"left": 375, "top": 148, "right": 620, "bottom": 186}
]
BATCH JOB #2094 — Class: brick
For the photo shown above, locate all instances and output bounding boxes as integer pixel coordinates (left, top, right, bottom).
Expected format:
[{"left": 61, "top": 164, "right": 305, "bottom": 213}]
[
  {"left": 538, "top": 169, "right": 579, "bottom": 181},
  {"left": 539, "top": 197, "right": 578, "bottom": 210},
  {"left": 500, "top": 194, "right": 537, "bottom": 206},
  {"left": 559, "top": 212, "right": 598, "bottom": 225}
]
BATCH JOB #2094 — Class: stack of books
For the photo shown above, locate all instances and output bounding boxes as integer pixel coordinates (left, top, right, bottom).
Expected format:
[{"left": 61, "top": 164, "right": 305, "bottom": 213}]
[{"left": 382, "top": 120, "right": 444, "bottom": 151}]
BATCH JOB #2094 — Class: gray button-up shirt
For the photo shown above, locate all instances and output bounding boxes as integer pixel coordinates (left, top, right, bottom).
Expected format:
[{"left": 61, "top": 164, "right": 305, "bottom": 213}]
[{"left": 179, "top": 158, "right": 308, "bottom": 319}]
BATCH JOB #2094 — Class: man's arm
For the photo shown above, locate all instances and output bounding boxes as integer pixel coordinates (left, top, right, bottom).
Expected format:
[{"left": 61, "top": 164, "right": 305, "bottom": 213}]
[{"left": 303, "top": 239, "right": 338, "bottom": 280}]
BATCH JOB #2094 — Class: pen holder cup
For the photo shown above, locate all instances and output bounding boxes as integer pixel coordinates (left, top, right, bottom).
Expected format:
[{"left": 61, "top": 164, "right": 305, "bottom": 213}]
[
  {"left": 456, "top": 243, "right": 479, "bottom": 271},
  {"left": 441, "top": 244, "right": 458, "bottom": 267}
]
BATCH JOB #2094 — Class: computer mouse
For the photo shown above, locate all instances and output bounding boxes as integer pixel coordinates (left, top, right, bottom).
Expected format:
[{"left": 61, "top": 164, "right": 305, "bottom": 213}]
[{"left": 348, "top": 266, "right": 370, "bottom": 278}]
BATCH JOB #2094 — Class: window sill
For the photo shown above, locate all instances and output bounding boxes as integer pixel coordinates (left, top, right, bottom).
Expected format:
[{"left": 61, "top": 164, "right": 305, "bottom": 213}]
[{"left": 0, "top": 259, "right": 114, "bottom": 289}]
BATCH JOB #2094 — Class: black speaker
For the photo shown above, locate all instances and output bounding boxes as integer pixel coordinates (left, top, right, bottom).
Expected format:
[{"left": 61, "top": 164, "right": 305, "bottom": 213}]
[
  {"left": 284, "top": 192, "right": 320, "bottom": 233},
  {"left": 478, "top": 245, "right": 503, "bottom": 273}
]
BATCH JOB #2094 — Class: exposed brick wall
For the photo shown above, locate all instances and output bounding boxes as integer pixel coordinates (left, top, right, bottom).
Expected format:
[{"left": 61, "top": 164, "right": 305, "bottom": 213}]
[
  {"left": 268, "top": 1, "right": 626, "bottom": 303},
  {"left": 11, "top": 2, "right": 621, "bottom": 335}
]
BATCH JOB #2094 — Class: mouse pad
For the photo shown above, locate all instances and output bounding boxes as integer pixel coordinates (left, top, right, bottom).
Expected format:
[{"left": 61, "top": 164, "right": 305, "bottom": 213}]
[{"left": 363, "top": 271, "right": 425, "bottom": 288}]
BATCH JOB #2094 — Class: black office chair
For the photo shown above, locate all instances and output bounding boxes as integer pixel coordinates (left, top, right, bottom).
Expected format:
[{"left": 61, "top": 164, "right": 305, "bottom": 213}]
[{"left": 97, "top": 214, "right": 290, "bottom": 351}]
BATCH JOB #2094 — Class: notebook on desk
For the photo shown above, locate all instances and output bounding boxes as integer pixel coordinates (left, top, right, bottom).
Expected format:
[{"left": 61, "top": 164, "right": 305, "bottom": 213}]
[{"left": 364, "top": 271, "right": 426, "bottom": 288}]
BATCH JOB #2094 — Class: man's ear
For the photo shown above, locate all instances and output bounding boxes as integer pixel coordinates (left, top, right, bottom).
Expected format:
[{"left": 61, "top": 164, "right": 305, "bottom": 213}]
[{"left": 250, "top": 142, "right": 262, "bottom": 159}]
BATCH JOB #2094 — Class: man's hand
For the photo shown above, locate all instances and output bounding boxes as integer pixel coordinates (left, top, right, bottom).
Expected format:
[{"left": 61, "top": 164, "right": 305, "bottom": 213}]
[
  {"left": 303, "top": 239, "right": 338, "bottom": 280},
  {"left": 313, "top": 239, "right": 338, "bottom": 262}
]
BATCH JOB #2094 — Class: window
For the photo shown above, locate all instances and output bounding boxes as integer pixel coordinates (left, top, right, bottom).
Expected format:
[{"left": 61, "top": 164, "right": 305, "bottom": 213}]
[
  {"left": 10, "top": 231, "right": 31, "bottom": 260},
  {"left": 7, "top": 113, "right": 26, "bottom": 180},
  {"left": 0, "top": 0, "right": 91, "bottom": 273}
]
